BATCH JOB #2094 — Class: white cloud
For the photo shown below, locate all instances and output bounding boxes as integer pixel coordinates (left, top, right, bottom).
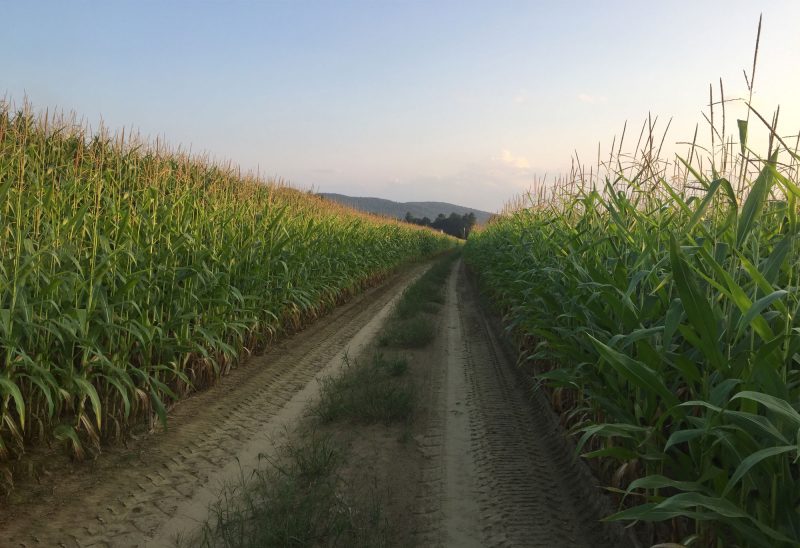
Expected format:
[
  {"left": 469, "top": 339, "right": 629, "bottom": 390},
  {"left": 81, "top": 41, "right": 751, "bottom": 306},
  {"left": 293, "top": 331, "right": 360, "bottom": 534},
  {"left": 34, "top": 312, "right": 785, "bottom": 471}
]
[
  {"left": 497, "top": 149, "right": 531, "bottom": 169},
  {"left": 577, "top": 93, "right": 608, "bottom": 105}
]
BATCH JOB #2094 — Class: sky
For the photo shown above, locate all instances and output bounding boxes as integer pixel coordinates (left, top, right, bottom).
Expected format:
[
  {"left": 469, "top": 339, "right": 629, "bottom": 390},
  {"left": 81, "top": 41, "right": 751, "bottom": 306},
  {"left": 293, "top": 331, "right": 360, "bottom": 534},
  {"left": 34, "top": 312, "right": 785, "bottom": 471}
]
[{"left": 2, "top": 1, "right": 799, "bottom": 213}]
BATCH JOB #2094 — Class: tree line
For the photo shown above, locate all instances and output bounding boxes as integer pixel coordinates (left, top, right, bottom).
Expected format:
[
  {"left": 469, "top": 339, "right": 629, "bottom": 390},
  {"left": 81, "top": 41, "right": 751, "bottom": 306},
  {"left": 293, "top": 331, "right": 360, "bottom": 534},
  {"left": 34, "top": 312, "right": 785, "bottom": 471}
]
[{"left": 404, "top": 211, "right": 477, "bottom": 239}]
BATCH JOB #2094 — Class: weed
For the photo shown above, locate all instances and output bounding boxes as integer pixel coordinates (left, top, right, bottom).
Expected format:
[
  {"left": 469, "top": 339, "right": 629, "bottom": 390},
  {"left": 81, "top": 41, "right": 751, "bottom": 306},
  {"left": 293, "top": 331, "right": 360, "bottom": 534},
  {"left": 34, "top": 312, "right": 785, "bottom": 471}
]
[
  {"left": 315, "top": 354, "right": 414, "bottom": 424},
  {"left": 379, "top": 318, "right": 436, "bottom": 349},
  {"left": 188, "top": 432, "right": 386, "bottom": 548}
]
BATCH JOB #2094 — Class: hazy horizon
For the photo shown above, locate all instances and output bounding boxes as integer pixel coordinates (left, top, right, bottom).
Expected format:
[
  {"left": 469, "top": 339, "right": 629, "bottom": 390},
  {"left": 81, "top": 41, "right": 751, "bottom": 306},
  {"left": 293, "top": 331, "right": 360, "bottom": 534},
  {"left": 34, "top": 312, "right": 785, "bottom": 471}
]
[{"left": 3, "top": 1, "right": 799, "bottom": 212}]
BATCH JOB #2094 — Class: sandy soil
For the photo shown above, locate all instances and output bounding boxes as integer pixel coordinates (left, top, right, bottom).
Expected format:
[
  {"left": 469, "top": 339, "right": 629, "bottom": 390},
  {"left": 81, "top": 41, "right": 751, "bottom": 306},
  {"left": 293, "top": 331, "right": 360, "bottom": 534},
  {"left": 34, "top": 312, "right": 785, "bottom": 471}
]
[{"left": 0, "top": 264, "right": 429, "bottom": 548}]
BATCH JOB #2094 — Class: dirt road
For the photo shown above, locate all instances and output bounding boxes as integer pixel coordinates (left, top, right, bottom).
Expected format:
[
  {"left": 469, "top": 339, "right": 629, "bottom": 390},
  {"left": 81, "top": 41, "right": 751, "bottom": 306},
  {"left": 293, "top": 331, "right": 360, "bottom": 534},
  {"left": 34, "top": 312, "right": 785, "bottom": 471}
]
[
  {"left": 0, "top": 264, "right": 429, "bottom": 548},
  {"left": 413, "top": 260, "right": 630, "bottom": 547},
  {"left": 2, "top": 258, "right": 630, "bottom": 547}
]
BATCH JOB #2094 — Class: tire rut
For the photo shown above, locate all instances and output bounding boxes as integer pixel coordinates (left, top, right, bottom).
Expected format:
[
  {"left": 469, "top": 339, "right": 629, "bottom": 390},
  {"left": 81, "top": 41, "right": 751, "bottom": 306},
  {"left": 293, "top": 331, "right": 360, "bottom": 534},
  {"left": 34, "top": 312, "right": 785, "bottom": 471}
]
[
  {"left": 1, "top": 264, "right": 429, "bottom": 548},
  {"left": 420, "top": 260, "right": 629, "bottom": 548}
]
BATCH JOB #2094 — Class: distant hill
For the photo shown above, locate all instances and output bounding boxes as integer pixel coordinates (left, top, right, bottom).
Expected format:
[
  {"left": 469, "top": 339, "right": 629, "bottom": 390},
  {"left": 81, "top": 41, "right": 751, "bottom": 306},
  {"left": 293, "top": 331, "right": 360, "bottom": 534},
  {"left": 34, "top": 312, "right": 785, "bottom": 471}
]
[{"left": 319, "top": 193, "right": 494, "bottom": 224}]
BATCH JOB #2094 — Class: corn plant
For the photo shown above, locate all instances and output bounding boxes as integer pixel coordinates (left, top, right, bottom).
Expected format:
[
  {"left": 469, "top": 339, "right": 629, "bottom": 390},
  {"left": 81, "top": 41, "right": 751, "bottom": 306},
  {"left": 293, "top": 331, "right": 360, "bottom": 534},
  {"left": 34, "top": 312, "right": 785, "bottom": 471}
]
[
  {"left": 0, "top": 102, "right": 454, "bottom": 467},
  {"left": 465, "top": 94, "right": 800, "bottom": 545}
]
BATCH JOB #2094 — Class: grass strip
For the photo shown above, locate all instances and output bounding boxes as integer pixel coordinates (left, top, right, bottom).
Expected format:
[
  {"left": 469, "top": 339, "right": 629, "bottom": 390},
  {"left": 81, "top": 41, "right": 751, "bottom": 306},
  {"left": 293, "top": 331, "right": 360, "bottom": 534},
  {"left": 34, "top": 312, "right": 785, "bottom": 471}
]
[
  {"left": 314, "top": 353, "right": 414, "bottom": 425},
  {"left": 379, "top": 251, "right": 459, "bottom": 348}
]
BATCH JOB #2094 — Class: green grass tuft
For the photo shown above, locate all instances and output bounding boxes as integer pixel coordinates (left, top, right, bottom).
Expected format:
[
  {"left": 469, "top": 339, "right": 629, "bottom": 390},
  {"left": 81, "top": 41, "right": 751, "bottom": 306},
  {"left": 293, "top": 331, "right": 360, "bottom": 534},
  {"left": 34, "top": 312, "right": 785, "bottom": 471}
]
[
  {"left": 315, "top": 354, "right": 414, "bottom": 425},
  {"left": 379, "top": 318, "right": 436, "bottom": 348}
]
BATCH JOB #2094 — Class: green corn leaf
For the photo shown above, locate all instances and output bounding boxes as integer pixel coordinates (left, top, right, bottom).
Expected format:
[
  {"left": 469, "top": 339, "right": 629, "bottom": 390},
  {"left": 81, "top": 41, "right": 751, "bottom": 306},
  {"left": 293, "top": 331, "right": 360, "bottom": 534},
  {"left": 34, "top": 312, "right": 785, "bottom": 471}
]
[
  {"left": 625, "top": 474, "right": 707, "bottom": 495},
  {"left": 589, "top": 336, "right": 679, "bottom": 408},
  {"left": 737, "top": 152, "right": 777, "bottom": 247},
  {"left": 737, "top": 253, "right": 788, "bottom": 315},
  {"left": 676, "top": 155, "right": 711, "bottom": 191},
  {"left": 0, "top": 375, "right": 25, "bottom": 430},
  {"left": 710, "top": 378, "right": 741, "bottom": 407},
  {"left": 680, "top": 399, "right": 789, "bottom": 443},
  {"left": 685, "top": 178, "right": 723, "bottom": 234},
  {"left": 736, "top": 290, "right": 787, "bottom": 337},
  {"left": 731, "top": 391, "right": 800, "bottom": 428},
  {"left": 608, "top": 493, "right": 792, "bottom": 544},
  {"left": 74, "top": 377, "right": 102, "bottom": 431},
  {"left": 104, "top": 376, "right": 131, "bottom": 418},
  {"left": 669, "top": 235, "right": 726, "bottom": 370},
  {"left": 604, "top": 501, "right": 706, "bottom": 522},
  {"left": 53, "top": 424, "right": 85, "bottom": 460},
  {"left": 581, "top": 446, "right": 638, "bottom": 460},
  {"left": 150, "top": 389, "right": 168, "bottom": 429},
  {"left": 723, "top": 444, "right": 797, "bottom": 496},
  {"left": 21, "top": 373, "right": 56, "bottom": 417},
  {"left": 575, "top": 422, "right": 650, "bottom": 455},
  {"left": 696, "top": 246, "right": 773, "bottom": 341},
  {"left": 659, "top": 493, "right": 792, "bottom": 544},
  {"left": 762, "top": 235, "right": 793, "bottom": 285},
  {"left": 662, "top": 298, "right": 683, "bottom": 351},
  {"left": 665, "top": 428, "right": 706, "bottom": 451},
  {"left": 737, "top": 119, "right": 748, "bottom": 156}
]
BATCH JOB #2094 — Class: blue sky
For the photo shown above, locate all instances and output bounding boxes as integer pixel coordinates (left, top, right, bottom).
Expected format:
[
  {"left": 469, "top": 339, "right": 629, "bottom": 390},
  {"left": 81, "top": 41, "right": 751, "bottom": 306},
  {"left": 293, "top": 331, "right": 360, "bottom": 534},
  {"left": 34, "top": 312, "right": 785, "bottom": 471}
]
[{"left": 2, "top": 1, "right": 799, "bottom": 212}]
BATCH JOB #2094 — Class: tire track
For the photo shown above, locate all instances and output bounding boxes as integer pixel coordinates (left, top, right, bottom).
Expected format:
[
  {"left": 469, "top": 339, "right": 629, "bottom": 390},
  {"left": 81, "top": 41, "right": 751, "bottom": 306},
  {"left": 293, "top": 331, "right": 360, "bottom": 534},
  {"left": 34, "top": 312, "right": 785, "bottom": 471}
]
[
  {"left": 424, "top": 259, "right": 630, "bottom": 547},
  {"left": 1, "top": 264, "right": 429, "bottom": 548}
]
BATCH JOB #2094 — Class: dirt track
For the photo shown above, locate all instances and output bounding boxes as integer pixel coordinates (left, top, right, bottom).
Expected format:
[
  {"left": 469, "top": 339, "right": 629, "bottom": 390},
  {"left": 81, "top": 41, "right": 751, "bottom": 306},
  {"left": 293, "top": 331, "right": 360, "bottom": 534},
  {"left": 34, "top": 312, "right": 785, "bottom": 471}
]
[
  {"left": 413, "top": 260, "right": 629, "bottom": 548},
  {"left": 0, "top": 264, "right": 428, "bottom": 548},
  {"left": 2, "top": 258, "right": 630, "bottom": 547}
]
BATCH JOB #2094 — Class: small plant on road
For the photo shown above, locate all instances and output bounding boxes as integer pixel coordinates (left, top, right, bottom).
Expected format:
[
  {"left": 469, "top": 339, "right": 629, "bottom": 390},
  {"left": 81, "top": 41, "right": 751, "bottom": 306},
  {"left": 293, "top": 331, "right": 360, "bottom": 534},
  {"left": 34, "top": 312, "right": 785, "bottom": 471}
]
[{"left": 315, "top": 353, "right": 414, "bottom": 425}]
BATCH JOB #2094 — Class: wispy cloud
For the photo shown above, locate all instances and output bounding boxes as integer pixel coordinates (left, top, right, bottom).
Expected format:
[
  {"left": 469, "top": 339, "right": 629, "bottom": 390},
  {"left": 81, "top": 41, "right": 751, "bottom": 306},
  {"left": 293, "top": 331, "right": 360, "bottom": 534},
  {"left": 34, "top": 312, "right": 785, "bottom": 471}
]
[{"left": 577, "top": 93, "right": 607, "bottom": 105}]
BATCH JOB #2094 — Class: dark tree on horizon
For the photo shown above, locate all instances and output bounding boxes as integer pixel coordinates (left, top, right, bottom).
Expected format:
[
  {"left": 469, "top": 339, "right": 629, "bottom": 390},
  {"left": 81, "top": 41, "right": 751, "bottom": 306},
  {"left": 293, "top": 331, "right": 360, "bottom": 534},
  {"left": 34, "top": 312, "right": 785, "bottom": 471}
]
[{"left": 404, "top": 211, "right": 476, "bottom": 239}]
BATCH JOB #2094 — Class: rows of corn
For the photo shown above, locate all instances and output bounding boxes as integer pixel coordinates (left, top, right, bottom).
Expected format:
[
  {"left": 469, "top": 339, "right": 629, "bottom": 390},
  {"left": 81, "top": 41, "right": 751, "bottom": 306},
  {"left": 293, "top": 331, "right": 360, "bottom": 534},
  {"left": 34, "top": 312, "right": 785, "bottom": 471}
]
[
  {"left": 465, "top": 110, "right": 800, "bottom": 545},
  {"left": 0, "top": 104, "right": 454, "bottom": 464}
]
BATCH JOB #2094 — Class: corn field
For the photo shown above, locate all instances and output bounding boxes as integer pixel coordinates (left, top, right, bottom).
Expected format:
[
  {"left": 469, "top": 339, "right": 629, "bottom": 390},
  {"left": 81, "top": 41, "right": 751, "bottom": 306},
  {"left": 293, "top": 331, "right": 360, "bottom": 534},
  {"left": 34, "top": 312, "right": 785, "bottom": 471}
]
[
  {"left": 0, "top": 103, "right": 453, "bottom": 464},
  {"left": 465, "top": 102, "right": 800, "bottom": 545}
]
